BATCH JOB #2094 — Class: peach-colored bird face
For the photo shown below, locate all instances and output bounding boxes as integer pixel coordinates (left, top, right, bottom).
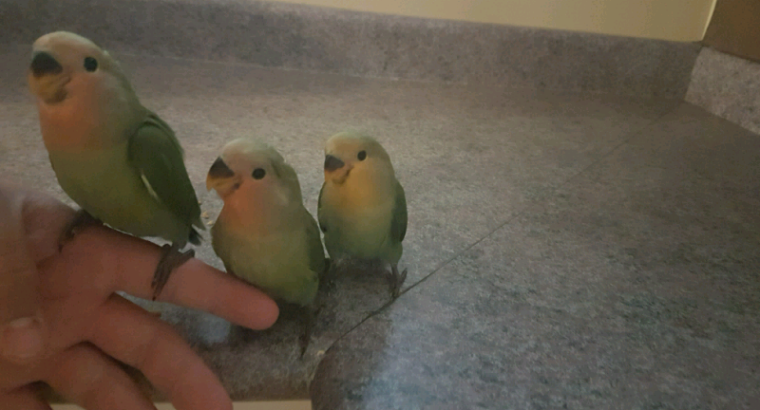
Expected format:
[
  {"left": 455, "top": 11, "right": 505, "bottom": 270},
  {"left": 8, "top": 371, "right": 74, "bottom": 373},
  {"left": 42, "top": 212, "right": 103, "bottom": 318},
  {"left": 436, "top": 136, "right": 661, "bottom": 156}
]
[
  {"left": 28, "top": 31, "right": 116, "bottom": 104},
  {"left": 206, "top": 139, "right": 299, "bottom": 221},
  {"left": 323, "top": 132, "right": 393, "bottom": 185}
]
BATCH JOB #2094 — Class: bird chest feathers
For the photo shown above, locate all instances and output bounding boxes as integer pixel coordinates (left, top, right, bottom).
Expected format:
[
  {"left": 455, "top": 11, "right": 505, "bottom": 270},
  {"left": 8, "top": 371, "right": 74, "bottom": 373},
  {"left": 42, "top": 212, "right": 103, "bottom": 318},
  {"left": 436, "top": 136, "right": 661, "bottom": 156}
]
[
  {"left": 211, "top": 215, "right": 317, "bottom": 302},
  {"left": 46, "top": 142, "right": 186, "bottom": 241},
  {"left": 37, "top": 78, "right": 141, "bottom": 151},
  {"left": 323, "top": 176, "right": 396, "bottom": 256},
  {"left": 329, "top": 168, "right": 395, "bottom": 213}
]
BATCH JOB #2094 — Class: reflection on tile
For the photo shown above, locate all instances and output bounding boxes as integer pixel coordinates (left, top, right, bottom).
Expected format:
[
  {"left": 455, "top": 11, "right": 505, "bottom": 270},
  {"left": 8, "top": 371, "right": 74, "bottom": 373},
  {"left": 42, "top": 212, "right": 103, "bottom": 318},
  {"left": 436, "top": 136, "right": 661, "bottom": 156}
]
[{"left": 313, "top": 104, "right": 760, "bottom": 409}]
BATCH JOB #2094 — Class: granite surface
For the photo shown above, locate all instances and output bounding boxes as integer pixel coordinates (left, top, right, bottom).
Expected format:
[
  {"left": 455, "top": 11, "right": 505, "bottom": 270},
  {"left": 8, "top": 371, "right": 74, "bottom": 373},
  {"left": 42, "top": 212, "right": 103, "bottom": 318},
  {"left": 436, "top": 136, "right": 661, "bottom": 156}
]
[
  {"left": 0, "top": 0, "right": 700, "bottom": 98},
  {"left": 3, "top": 41, "right": 760, "bottom": 407},
  {"left": 686, "top": 47, "right": 760, "bottom": 135},
  {"left": 311, "top": 103, "right": 760, "bottom": 409}
]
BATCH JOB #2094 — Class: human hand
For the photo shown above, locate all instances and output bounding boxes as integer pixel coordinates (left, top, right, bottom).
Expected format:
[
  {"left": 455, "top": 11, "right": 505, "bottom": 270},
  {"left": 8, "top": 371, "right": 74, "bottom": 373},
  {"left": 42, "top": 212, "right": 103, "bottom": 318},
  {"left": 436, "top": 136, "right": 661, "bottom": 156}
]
[{"left": 0, "top": 182, "right": 279, "bottom": 410}]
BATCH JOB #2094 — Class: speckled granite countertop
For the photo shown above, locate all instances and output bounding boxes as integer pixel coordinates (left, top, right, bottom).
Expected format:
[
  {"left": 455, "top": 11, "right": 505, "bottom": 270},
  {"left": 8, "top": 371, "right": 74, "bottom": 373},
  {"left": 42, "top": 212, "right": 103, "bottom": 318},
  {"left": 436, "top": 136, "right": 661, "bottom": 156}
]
[{"left": 2, "top": 43, "right": 759, "bottom": 409}]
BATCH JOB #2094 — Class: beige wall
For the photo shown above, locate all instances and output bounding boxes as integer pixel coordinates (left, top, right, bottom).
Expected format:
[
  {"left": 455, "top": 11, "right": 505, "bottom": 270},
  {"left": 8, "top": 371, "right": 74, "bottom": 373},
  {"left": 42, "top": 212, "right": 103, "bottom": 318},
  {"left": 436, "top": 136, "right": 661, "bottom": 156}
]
[{"left": 267, "top": 0, "right": 717, "bottom": 41}]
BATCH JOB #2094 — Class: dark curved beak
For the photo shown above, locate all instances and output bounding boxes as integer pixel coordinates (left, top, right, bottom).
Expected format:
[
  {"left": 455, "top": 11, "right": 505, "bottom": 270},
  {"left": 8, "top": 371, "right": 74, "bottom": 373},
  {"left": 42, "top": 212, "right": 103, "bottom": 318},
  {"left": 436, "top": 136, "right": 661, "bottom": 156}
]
[
  {"left": 208, "top": 157, "right": 235, "bottom": 179},
  {"left": 31, "top": 52, "right": 63, "bottom": 77},
  {"left": 206, "top": 157, "right": 242, "bottom": 196},
  {"left": 324, "top": 155, "right": 345, "bottom": 172},
  {"left": 206, "top": 157, "right": 236, "bottom": 191}
]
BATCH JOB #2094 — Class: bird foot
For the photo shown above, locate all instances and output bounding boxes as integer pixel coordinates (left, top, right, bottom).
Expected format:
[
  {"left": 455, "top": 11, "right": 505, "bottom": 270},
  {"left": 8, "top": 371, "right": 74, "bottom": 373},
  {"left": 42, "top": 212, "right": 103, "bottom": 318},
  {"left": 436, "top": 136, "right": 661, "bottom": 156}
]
[
  {"left": 58, "top": 209, "right": 102, "bottom": 251},
  {"left": 324, "top": 257, "right": 332, "bottom": 275},
  {"left": 388, "top": 265, "right": 408, "bottom": 299},
  {"left": 319, "top": 258, "right": 337, "bottom": 292},
  {"left": 151, "top": 244, "right": 194, "bottom": 301},
  {"left": 299, "top": 303, "right": 322, "bottom": 359}
]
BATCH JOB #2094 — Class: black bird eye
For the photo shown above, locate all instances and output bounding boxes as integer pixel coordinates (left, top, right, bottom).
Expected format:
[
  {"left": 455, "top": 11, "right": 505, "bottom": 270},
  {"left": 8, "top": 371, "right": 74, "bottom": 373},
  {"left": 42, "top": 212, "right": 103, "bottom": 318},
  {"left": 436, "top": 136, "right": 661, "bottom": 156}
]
[
  {"left": 252, "top": 168, "right": 266, "bottom": 180},
  {"left": 357, "top": 150, "right": 367, "bottom": 161},
  {"left": 83, "top": 57, "right": 98, "bottom": 72}
]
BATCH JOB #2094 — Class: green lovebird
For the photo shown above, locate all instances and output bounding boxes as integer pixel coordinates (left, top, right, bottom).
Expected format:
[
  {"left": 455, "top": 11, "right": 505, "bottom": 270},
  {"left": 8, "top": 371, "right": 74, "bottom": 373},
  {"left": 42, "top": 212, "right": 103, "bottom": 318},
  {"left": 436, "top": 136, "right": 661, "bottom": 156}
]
[
  {"left": 206, "top": 138, "right": 325, "bottom": 355},
  {"left": 318, "top": 132, "right": 408, "bottom": 298},
  {"left": 27, "top": 31, "right": 203, "bottom": 299}
]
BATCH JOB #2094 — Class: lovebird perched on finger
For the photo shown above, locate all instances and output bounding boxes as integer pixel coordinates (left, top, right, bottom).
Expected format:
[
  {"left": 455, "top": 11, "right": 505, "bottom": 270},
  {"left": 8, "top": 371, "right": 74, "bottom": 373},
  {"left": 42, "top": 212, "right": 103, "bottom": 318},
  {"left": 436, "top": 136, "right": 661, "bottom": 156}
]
[
  {"left": 27, "top": 31, "right": 203, "bottom": 299},
  {"left": 206, "top": 138, "right": 325, "bottom": 356},
  {"left": 318, "top": 132, "right": 408, "bottom": 298}
]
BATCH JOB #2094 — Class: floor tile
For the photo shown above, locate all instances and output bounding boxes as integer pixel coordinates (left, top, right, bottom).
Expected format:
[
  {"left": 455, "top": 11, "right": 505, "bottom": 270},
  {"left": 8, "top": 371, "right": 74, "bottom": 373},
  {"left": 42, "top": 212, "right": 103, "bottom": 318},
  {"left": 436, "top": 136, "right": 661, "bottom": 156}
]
[{"left": 312, "top": 104, "right": 760, "bottom": 409}]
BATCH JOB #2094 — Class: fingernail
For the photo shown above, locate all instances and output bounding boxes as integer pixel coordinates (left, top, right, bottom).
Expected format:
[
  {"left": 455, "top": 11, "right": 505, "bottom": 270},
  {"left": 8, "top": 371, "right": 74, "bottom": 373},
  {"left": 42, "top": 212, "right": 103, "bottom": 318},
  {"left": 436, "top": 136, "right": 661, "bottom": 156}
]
[{"left": 1, "top": 316, "right": 44, "bottom": 361}]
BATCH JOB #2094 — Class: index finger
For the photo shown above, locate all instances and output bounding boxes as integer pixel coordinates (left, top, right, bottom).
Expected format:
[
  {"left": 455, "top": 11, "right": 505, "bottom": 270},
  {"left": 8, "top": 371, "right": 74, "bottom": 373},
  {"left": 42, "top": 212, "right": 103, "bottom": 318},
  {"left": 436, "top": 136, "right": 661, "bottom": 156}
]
[{"left": 59, "top": 226, "right": 279, "bottom": 331}]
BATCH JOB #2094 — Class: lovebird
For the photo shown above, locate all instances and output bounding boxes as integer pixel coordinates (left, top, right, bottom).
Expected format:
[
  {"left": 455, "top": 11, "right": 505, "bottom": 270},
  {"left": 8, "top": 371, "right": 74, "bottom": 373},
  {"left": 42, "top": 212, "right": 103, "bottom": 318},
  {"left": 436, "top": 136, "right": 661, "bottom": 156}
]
[
  {"left": 206, "top": 138, "right": 325, "bottom": 355},
  {"left": 318, "top": 132, "right": 408, "bottom": 298},
  {"left": 27, "top": 31, "right": 203, "bottom": 299}
]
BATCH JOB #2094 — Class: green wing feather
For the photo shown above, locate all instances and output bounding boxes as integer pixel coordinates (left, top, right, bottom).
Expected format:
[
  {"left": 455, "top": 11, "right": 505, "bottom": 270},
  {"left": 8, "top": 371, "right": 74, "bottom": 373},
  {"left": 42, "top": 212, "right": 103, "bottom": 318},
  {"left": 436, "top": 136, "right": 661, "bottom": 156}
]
[
  {"left": 305, "top": 210, "right": 327, "bottom": 276},
  {"left": 317, "top": 182, "right": 327, "bottom": 233},
  {"left": 391, "top": 181, "right": 407, "bottom": 243},
  {"left": 127, "top": 113, "right": 203, "bottom": 243}
]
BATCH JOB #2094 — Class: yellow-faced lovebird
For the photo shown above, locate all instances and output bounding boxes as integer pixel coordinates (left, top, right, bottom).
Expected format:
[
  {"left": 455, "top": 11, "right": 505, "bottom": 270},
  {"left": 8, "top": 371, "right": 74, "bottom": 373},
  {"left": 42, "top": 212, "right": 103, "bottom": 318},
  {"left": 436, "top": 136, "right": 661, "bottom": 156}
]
[
  {"left": 318, "top": 132, "right": 408, "bottom": 298},
  {"left": 27, "top": 32, "right": 203, "bottom": 299},
  {"left": 206, "top": 138, "right": 325, "bottom": 355}
]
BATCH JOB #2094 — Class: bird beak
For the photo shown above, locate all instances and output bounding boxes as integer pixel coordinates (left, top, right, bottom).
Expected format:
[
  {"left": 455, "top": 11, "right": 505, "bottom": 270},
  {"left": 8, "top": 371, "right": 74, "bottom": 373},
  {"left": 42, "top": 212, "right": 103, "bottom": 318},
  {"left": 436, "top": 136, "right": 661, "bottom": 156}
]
[
  {"left": 28, "top": 50, "right": 70, "bottom": 103},
  {"left": 324, "top": 154, "right": 354, "bottom": 184},
  {"left": 206, "top": 157, "right": 240, "bottom": 195},
  {"left": 324, "top": 154, "right": 345, "bottom": 172},
  {"left": 30, "top": 51, "right": 63, "bottom": 77}
]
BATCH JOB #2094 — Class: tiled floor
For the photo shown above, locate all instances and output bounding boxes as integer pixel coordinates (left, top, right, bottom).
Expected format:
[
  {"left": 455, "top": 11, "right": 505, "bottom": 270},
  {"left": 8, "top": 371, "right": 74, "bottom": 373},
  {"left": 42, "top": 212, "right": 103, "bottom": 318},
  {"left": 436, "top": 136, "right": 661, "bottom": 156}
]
[{"left": 2, "top": 44, "right": 758, "bottom": 409}]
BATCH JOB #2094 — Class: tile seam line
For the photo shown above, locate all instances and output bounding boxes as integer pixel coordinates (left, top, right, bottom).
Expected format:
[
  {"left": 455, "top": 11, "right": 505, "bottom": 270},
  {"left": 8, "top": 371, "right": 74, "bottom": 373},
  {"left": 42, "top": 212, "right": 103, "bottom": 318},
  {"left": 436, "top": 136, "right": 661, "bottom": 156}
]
[{"left": 320, "top": 101, "right": 684, "bottom": 355}]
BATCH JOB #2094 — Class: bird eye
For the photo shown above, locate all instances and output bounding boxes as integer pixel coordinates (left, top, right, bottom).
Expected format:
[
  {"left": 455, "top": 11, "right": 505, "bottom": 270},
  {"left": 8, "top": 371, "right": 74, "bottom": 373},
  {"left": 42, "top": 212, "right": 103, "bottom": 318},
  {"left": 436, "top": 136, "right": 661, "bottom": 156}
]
[
  {"left": 357, "top": 150, "right": 367, "bottom": 161},
  {"left": 252, "top": 168, "right": 266, "bottom": 180},
  {"left": 83, "top": 57, "right": 98, "bottom": 72}
]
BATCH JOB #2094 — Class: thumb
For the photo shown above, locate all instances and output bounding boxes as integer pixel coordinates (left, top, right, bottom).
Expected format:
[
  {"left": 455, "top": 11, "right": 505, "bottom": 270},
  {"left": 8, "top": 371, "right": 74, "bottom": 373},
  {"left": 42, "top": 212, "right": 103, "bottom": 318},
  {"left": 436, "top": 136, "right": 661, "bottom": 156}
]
[{"left": 0, "top": 187, "right": 46, "bottom": 363}]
